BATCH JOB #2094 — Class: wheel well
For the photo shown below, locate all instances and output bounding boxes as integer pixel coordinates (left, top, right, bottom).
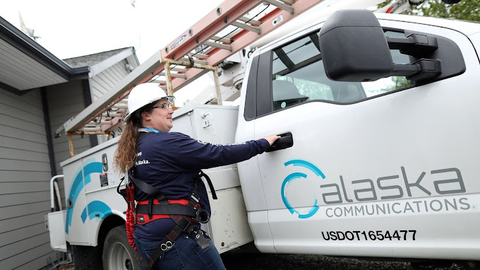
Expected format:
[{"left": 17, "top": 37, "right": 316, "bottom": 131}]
[{"left": 98, "top": 214, "right": 125, "bottom": 249}]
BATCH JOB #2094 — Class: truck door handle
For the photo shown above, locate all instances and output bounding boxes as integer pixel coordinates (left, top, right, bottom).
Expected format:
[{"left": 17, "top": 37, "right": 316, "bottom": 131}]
[{"left": 266, "top": 132, "right": 293, "bottom": 152}]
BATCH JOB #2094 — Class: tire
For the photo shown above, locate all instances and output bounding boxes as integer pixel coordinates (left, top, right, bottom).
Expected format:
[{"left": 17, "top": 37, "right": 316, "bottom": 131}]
[
  {"left": 102, "top": 225, "right": 143, "bottom": 270},
  {"left": 72, "top": 244, "right": 103, "bottom": 270}
]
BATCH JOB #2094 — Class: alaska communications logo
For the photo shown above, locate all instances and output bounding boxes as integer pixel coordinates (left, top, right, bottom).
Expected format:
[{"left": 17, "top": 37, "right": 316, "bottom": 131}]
[
  {"left": 281, "top": 160, "right": 469, "bottom": 220},
  {"left": 281, "top": 159, "right": 325, "bottom": 219}
]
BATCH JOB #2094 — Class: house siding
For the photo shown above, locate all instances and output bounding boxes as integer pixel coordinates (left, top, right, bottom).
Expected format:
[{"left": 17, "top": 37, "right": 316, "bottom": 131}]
[
  {"left": 0, "top": 89, "right": 57, "bottom": 270},
  {"left": 47, "top": 81, "right": 93, "bottom": 175},
  {"left": 90, "top": 59, "right": 130, "bottom": 101},
  {"left": 0, "top": 48, "right": 137, "bottom": 270}
]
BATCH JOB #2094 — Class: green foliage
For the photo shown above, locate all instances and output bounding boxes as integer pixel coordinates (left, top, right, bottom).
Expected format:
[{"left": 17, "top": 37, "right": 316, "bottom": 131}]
[
  {"left": 377, "top": 0, "right": 480, "bottom": 21},
  {"left": 409, "top": 0, "right": 480, "bottom": 21},
  {"left": 377, "top": 1, "right": 392, "bottom": 9}
]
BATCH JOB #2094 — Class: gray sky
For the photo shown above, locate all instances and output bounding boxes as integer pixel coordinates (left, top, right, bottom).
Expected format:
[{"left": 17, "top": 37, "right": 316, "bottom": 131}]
[{"left": 1, "top": 0, "right": 223, "bottom": 63}]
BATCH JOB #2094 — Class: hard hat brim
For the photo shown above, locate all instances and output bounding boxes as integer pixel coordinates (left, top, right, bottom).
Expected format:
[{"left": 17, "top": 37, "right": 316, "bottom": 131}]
[{"left": 124, "top": 96, "right": 175, "bottom": 122}]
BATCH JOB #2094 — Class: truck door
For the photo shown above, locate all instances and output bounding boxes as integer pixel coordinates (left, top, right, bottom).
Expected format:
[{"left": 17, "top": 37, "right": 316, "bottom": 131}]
[{"left": 238, "top": 19, "right": 480, "bottom": 259}]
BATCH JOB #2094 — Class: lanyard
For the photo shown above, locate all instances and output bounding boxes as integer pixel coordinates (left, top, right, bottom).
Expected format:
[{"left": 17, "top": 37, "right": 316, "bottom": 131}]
[{"left": 139, "top": 127, "right": 160, "bottom": 133}]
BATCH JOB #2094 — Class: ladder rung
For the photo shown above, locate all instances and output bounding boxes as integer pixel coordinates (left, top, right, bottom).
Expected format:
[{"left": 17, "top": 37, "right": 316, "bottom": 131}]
[
  {"left": 264, "top": 0, "right": 294, "bottom": 14},
  {"left": 111, "top": 104, "right": 128, "bottom": 109},
  {"left": 203, "top": 41, "right": 233, "bottom": 51},
  {"left": 189, "top": 52, "right": 210, "bottom": 59},
  {"left": 153, "top": 79, "right": 166, "bottom": 84},
  {"left": 159, "top": 72, "right": 187, "bottom": 79},
  {"left": 170, "top": 66, "right": 188, "bottom": 73},
  {"left": 211, "top": 36, "right": 232, "bottom": 44},
  {"left": 99, "top": 120, "right": 116, "bottom": 125},
  {"left": 101, "top": 110, "right": 124, "bottom": 116},
  {"left": 238, "top": 16, "right": 261, "bottom": 26},
  {"left": 279, "top": 0, "right": 294, "bottom": 5},
  {"left": 231, "top": 21, "right": 261, "bottom": 34},
  {"left": 83, "top": 127, "right": 102, "bottom": 132},
  {"left": 177, "top": 57, "right": 209, "bottom": 65}
]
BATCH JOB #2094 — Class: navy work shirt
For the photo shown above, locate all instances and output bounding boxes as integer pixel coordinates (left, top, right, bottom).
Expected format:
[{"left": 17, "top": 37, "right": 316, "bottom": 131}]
[{"left": 133, "top": 129, "right": 270, "bottom": 240}]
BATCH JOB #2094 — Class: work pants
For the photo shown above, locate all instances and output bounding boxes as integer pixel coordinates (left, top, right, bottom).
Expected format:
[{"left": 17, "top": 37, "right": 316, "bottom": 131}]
[{"left": 135, "top": 233, "right": 226, "bottom": 270}]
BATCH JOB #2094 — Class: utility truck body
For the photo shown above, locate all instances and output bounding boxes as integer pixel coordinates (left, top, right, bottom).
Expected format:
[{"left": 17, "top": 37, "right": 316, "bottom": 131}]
[
  {"left": 46, "top": 2, "right": 480, "bottom": 269},
  {"left": 237, "top": 11, "right": 480, "bottom": 261}
]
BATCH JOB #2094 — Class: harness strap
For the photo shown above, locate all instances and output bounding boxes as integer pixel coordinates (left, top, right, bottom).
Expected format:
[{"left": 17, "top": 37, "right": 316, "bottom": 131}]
[
  {"left": 129, "top": 173, "right": 162, "bottom": 198},
  {"left": 148, "top": 216, "right": 209, "bottom": 267},
  {"left": 136, "top": 203, "right": 197, "bottom": 218},
  {"left": 128, "top": 168, "right": 216, "bottom": 266}
]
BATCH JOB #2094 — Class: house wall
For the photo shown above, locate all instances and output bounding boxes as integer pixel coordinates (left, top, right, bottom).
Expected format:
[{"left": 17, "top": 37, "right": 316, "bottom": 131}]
[
  {"left": 0, "top": 53, "right": 136, "bottom": 270},
  {"left": 90, "top": 59, "right": 130, "bottom": 101},
  {"left": 0, "top": 80, "right": 94, "bottom": 269},
  {"left": 0, "top": 88, "right": 57, "bottom": 270},
  {"left": 47, "top": 80, "right": 93, "bottom": 175}
]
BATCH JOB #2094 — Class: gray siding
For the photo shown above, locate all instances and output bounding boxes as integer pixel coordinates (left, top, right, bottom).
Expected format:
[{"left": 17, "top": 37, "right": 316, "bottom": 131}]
[
  {"left": 47, "top": 81, "right": 92, "bottom": 175},
  {"left": 90, "top": 59, "right": 130, "bottom": 101},
  {"left": 46, "top": 80, "right": 93, "bottom": 235},
  {"left": 0, "top": 89, "right": 57, "bottom": 270}
]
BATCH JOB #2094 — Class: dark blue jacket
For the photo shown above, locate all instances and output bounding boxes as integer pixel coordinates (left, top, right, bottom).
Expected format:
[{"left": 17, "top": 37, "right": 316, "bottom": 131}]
[{"left": 133, "top": 131, "right": 270, "bottom": 240}]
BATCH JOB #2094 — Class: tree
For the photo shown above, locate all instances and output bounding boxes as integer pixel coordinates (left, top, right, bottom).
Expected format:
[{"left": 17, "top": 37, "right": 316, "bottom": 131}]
[
  {"left": 409, "top": 0, "right": 480, "bottom": 21},
  {"left": 377, "top": 0, "right": 480, "bottom": 22}
]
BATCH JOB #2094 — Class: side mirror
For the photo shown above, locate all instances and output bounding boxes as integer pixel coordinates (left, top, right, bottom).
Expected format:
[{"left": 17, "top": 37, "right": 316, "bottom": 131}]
[
  {"left": 319, "top": 9, "right": 394, "bottom": 82},
  {"left": 319, "top": 9, "right": 464, "bottom": 84}
]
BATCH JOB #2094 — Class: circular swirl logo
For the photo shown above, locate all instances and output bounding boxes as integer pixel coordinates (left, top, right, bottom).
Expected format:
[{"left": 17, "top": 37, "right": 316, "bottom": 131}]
[{"left": 281, "top": 160, "right": 325, "bottom": 219}]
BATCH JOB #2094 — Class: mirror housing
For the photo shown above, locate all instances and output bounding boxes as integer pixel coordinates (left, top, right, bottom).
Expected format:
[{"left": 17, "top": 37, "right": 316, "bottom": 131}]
[
  {"left": 319, "top": 10, "right": 394, "bottom": 82},
  {"left": 319, "top": 10, "right": 465, "bottom": 84}
]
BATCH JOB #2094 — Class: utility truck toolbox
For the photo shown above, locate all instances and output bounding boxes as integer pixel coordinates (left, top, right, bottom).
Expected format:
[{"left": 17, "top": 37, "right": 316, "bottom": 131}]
[
  {"left": 54, "top": 104, "right": 251, "bottom": 248},
  {"left": 170, "top": 104, "right": 253, "bottom": 252}
]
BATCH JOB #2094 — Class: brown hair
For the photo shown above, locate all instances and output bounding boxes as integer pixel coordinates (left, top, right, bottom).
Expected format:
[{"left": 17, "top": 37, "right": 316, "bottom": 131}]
[{"left": 113, "top": 102, "right": 156, "bottom": 174}]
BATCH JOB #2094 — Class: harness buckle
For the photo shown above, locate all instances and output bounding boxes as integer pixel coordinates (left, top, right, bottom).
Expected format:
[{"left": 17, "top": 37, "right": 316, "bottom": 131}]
[
  {"left": 190, "top": 193, "right": 200, "bottom": 204},
  {"left": 160, "top": 241, "right": 173, "bottom": 252},
  {"left": 195, "top": 208, "right": 210, "bottom": 223},
  {"left": 190, "top": 229, "right": 211, "bottom": 250}
]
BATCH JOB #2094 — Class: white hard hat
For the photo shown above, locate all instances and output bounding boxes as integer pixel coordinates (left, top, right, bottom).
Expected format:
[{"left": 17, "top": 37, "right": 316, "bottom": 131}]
[{"left": 125, "top": 83, "right": 172, "bottom": 121}]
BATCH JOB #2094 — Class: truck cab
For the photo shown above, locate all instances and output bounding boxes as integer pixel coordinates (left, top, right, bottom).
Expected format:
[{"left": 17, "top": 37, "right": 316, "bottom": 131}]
[{"left": 236, "top": 9, "right": 480, "bottom": 261}]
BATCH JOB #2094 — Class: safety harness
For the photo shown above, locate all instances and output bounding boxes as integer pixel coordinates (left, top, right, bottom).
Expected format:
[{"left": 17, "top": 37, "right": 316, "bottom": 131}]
[{"left": 118, "top": 170, "right": 217, "bottom": 267}]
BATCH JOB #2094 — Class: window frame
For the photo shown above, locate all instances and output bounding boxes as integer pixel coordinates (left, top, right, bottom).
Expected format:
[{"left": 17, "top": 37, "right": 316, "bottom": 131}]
[{"left": 243, "top": 25, "right": 458, "bottom": 121}]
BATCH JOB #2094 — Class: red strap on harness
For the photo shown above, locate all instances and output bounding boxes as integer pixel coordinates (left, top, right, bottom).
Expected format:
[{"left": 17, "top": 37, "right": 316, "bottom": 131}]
[
  {"left": 125, "top": 184, "right": 136, "bottom": 250},
  {"left": 136, "top": 198, "right": 194, "bottom": 224}
]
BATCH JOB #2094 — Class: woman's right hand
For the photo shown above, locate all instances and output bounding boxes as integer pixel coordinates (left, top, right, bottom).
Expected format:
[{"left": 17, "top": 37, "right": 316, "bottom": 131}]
[{"left": 264, "top": 135, "right": 281, "bottom": 146}]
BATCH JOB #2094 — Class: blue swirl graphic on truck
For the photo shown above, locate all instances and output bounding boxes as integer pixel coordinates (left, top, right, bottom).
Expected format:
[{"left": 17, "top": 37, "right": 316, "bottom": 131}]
[
  {"left": 65, "top": 161, "right": 112, "bottom": 233},
  {"left": 281, "top": 160, "right": 325, "bottom": 219}
]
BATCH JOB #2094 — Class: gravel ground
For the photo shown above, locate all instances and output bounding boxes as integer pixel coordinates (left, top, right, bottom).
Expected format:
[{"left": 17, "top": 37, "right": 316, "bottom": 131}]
[{"left": 221, "top": 250, "right": 468, "bottom": 270}]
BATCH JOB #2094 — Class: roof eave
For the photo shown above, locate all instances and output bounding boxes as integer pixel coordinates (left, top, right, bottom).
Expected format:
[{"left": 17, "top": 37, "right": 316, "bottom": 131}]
[{"left": 0, "top": 16, "right": 90, "bottom": 82}]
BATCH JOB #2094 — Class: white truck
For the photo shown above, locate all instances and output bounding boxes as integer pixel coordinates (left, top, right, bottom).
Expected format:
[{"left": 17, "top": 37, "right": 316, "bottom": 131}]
[{"left": 47, "top": 0, "right": 480, "bottom": 269}]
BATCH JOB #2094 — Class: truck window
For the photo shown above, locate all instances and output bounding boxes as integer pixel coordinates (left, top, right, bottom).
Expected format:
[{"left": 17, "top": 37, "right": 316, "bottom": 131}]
[{"left": 271, "top": 31, "right": 414, "bottom": 111}]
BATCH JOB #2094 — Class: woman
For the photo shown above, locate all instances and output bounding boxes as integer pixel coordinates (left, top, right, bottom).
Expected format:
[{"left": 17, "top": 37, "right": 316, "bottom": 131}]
[{"left": 114, "top": 83, "right": 279, "bottom": 270}]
